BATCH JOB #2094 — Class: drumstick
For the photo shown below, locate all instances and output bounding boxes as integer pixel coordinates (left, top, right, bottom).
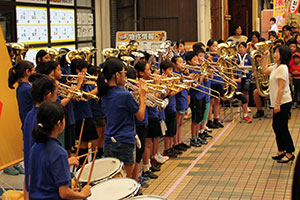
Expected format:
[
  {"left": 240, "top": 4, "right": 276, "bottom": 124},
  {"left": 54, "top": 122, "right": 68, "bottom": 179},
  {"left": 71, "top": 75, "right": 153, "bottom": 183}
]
[
  {"left": 73, "top": 118, "right": 85, "bottom": 172},
  {"left": 77, "top": 150, "right": 97, "bottom": 159},
  {"left": 74, "top": 152, "right": 90, "bottom": 188},
  {"left": 87, "top": 150, "right": 98, "bottom": 186}
]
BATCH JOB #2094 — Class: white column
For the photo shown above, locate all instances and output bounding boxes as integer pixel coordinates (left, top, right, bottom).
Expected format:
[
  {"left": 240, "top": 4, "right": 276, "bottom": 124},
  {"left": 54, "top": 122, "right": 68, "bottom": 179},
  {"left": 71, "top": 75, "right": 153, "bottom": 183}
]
[
  {"left": 95, "top": 0, "right": 111, "bottom": 65},
  {"left": 197, "top": 0, "right": 211, "bottom": 44}
]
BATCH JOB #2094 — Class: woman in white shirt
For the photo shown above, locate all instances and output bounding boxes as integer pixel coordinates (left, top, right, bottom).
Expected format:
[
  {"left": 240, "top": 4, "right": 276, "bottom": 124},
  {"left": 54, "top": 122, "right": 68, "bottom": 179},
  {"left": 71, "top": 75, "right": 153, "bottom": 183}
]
[{"left": 262, "top": 45, "right": 295, "bottom": 163}]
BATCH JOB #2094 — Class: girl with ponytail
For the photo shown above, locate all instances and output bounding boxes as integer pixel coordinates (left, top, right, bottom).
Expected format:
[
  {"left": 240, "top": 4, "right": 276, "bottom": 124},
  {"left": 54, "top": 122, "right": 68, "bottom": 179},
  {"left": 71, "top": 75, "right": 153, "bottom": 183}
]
[
  {"left": 8, "top": 60, "right": 35, "bottom": 124},
  {"left": 97, "top": 57, "right": 147, "bottom": 177},
  {"left": 29, "top": 102, "right": 91, "bottom": 200}
]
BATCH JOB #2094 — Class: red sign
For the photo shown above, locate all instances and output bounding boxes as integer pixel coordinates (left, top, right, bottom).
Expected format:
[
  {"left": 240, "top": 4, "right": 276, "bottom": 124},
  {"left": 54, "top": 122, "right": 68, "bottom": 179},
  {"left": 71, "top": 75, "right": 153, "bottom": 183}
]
[{"left": 289, "top": 0, "right": 300, "bottom": 14}]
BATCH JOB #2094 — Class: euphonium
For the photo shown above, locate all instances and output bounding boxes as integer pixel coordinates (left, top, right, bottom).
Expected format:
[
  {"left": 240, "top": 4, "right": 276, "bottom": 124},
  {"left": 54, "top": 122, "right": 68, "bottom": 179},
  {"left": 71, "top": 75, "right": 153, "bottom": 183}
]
[
  {"left": 250, "top": 50, "right": 270, "bottom": 97},
  {"left": 9, "top": 42, "right": 29, "bottom": 64},
  {"left": 66, "top": 50, "right": 83, "bottom": 64},
  {"left": 102, "top": 48, "right": 119, "bottom": 59},
  {"left": 124, "top": 80, "right": 169, "bottom": 111},
  {"left": 78, "top": 47, "right": 97, "bottom": 64},
  {"left": 45, "top": 48, "right": 60, "bottom": 61}
]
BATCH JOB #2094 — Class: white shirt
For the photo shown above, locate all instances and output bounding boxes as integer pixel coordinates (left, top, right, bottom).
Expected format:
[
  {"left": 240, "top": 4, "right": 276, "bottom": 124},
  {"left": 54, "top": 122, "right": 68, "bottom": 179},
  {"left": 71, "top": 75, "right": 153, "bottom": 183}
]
[
  {"left": 269, "top": 64, "right": 292, "bottom": 107},
  {"left": 270, "top": 24, "right": 278, "bottom": 34}
]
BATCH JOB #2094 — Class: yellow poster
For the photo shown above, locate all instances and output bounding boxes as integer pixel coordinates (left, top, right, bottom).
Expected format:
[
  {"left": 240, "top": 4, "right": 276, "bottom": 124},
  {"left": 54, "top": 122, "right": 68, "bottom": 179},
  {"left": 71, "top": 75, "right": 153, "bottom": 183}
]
[
  {"left": 273, "top": 0, "right": 286, "bottom": 29},
  {"left": 0, "top": 27, "right": 23, "bottom": 170}
]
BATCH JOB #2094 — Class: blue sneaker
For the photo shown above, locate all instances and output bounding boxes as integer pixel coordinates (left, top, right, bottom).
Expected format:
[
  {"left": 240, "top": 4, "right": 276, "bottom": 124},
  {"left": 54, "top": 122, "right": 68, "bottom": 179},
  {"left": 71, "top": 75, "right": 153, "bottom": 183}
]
[
  {"left": 138, "top": 176, "right": 150, "bottom": 182},
  {"left": 3, "top": 167, "right": 19, "bottom": 175},
  {"left": 137, "top": 178, "right": 149, "bottom": 188},
  {"left": 14, "top": 164, "right": 25, "bottom": 174}
]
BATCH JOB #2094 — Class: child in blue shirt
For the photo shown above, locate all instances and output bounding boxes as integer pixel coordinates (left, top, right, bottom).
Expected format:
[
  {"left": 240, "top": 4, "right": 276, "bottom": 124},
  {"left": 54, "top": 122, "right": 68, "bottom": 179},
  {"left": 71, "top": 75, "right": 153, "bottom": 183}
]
[
  {"left": 70, "top": 59, "right": 99, "bottom": 166},
  {"left": 8, "top": 60, "right": 35, "bottom": 125},
  {"left": 171, "top": 56, "right": 191, "bottom": 151},
  {"left": 29, "top": 102, "right": 91, "bottom": 200},
  {"left": 160, "top": 60, "right": 180, "bottom": 157},
  {"left": 97, "top": 57, "right": 147, "bottom": 178}
]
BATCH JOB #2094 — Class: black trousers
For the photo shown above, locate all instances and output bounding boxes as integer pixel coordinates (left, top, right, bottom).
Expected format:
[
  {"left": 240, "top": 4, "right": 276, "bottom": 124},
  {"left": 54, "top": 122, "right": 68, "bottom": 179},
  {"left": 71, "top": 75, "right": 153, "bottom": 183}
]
[
  {"left": 293, "top": 78, "right": 300, "bottom": 103},
  {"left": 272, "top": 102, "right": 295, "bottom": 153}
]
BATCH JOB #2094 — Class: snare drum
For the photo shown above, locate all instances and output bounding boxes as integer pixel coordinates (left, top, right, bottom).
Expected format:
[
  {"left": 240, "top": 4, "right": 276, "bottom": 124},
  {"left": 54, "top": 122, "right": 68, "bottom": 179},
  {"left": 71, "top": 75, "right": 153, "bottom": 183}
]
[
  {"left": 75, "top": 157, "right": 125, "bottom": 185},
  {"left": 88, "top": 178, "right": 140, "bottom": 200},
  {"left": 129, "top": 195, "right": 168, "bottom": 200}
]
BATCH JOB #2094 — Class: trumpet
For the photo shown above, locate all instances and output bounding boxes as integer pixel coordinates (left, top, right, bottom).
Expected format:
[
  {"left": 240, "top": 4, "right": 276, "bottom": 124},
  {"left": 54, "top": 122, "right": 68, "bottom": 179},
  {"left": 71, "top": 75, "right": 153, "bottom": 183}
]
[
  {"left": 58, "top": 83, "right": 99, "bottom": 101},
  {"left": 61, "top": 74, "right": 97, "bottom": 85},
  {"left": 127, "top": 78, "right": 168, "bottom": 97},
  {"left": 124, "top": 80, "right": 169, "bottom": 111}
]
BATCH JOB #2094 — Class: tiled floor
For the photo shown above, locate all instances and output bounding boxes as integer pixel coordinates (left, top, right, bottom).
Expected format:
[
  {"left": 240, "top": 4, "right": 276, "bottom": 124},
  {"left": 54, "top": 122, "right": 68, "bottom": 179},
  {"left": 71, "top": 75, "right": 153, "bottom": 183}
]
[
  {"left": 142, "top": 108, "right": 300, "bottom": 199},
  {"left": 1, "top": 107, "right": 299, "bottom": 200}
]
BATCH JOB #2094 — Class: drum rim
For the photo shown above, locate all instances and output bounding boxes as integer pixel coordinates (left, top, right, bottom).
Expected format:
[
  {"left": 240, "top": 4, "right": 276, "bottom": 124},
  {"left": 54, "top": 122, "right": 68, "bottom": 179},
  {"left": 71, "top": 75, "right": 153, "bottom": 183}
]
[
  {"left": 88, "top": 178, "right": 141, "bottom": 200},
  {"left": 75, "top": 157, "right": 123, "bottom": 183},
  {"left": 128, "top": 194, "right": 168, "bottom": 200}
]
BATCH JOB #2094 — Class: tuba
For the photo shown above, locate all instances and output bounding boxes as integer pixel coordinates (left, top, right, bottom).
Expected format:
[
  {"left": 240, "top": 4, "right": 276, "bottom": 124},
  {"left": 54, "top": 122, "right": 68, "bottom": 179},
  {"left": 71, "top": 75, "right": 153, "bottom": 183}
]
[
  {"left": 249, "top": 40, "right": 273, "bottom": 97},
  {"left": 45, "top": 48, "right": 59, "bottom": 61}
]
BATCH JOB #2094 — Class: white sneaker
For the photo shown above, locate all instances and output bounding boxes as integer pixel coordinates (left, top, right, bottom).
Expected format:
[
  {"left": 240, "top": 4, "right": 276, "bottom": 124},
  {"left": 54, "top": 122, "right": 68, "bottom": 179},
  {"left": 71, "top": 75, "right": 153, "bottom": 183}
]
[
  {"left": 157, "top": 153, "right": 169, "bottom": 162},
  {"left": 247, "top": 107, "right": 251, "bottom": 113},
  {"left": 154, "top": 154, "right": 166, "bottom": 164}
]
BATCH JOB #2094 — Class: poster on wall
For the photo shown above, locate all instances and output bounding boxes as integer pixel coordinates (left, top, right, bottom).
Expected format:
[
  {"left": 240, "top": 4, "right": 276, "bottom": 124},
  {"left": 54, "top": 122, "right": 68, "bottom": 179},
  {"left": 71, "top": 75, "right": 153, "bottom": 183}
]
[
  {"left": 50, "top": 8, "right": 75, "bottom": 42},
  {"left": 273, "top": 0, "right": 286, "bottom": 29},
  {"left": 116, "top": 31, "right": 167, "bottom": 51},
  {"left": 16, "top": 0, "right": 46, "bottom": 4},
  {"left": 77, "top": 12, "right": 94, "bottom": 39},
  {"left": 49, "top": 0, "right": 74, "bottom": 6},
  {"left": 16, "top": 6, "right": 48, "bottom": 44}
]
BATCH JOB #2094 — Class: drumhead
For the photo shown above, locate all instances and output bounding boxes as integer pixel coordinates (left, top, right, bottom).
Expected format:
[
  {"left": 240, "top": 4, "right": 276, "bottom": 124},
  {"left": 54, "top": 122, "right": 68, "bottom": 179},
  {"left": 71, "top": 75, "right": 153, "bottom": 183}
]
[
  {"left": 129, "top": 195, "right": 168, "bottom": 200},
  {"left": 88, "top": 178, "right": 140, "bottom": 200},
  {"left": 76, "top": 157, "right": 122, "bottom": 183}
]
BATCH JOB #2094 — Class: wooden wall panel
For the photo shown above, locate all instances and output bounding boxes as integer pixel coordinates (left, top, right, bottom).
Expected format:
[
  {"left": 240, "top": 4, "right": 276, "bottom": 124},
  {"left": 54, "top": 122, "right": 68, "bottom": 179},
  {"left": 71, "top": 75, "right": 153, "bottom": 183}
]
[
  {"left": 139, "top": 0, "right": 197, "bottom": 42},
  {"left": 210, "top": 0, "right": 222, "bottom": 40}
]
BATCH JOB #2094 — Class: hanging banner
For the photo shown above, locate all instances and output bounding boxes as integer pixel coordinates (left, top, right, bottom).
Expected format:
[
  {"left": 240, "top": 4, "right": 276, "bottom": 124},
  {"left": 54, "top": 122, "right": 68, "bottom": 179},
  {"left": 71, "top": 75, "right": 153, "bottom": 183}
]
[
  {"left": 116, "top": 31, "right": 167, "bottom": 51},
  {"left": 289, "top": 0, "right": 300, "bottom": 14},
  {"left": 273, "top": 0, "right": 286, "bottom": 29}
]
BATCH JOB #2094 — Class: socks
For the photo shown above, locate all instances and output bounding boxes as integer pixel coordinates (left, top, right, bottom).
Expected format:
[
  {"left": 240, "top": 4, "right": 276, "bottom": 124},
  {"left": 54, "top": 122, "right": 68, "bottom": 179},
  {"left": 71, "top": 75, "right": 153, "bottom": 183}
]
[
  {"left": 244, "top": 113, "right": 248, "bottom": 117},
  {"left": 78, "top": 148, "right": 89, "bottom": 166},
  {"left": 143, "top": 163, "right": 150, "bottom": 172},
  {"left": 200, "top": 129, "right": 204, "bottom": 134}
]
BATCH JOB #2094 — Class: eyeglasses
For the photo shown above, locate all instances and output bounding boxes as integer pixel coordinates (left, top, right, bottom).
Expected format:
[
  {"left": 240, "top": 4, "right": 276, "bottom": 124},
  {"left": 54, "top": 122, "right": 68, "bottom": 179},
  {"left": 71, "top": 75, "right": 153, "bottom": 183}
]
[{"left": 118, "top": 71, "right": 127, "bottom": 75}]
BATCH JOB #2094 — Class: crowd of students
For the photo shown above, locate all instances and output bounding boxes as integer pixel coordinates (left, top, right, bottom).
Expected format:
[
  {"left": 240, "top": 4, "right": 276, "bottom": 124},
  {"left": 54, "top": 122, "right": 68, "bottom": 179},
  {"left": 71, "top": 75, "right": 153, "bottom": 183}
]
[{"left": 6, "top": 19, "right": 300, "bottom": 199}]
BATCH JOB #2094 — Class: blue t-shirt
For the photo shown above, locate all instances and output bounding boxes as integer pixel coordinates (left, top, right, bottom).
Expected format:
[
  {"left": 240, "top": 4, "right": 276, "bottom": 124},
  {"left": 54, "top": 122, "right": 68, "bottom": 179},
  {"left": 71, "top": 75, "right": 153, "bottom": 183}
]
[
  {"left": 102, "top": 86, "right": 139, "bottom": 145},
  {"left": 29, "top": 137, "right": 71, "bottom": 200},
  {"left": 204, "top": 80, "right": 211, "bottom": 103},
  {"left": 159, "top": 109, "right": 165, "bottom": 121},
  {"left": 189, "top": 69, "right": 205, "bottom": 100},
  {"left": 147, "top": 106, "right": 159, "bottom": 119},
  {"left": 164, "top": 95, "right": 176, "bottom": 114},
  {"left": 64, "top": 100, "right": 75, "bottom": 126},
  {"left": 173, "top": 71, "right": 189, "bottom": 110},
  {"left": 180, "top": 50, "right": 187, "bottom": 60},
  {"left": 22, "top": 106, "right": 37, "bottom": 190},
  {"left": 16, "top": 82, "right": 33, "bottom": 125},
  {"left": 89, "top": 85, "right": 106, "bottom": 120},
  {"left": 73, "top": 85, "right": 93, "bottom": 121},
  {"left": 237, "top": 53, "right": 252, "bottom": 79},
  {"left": 60, "top": 64, "right": 71, "bottom": 84},
  {"left": 206, "top": 55, "right": 222, "bottom": 85},
  {"left": 135, "top": 107, "right": 148, "bottom": 126}
]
